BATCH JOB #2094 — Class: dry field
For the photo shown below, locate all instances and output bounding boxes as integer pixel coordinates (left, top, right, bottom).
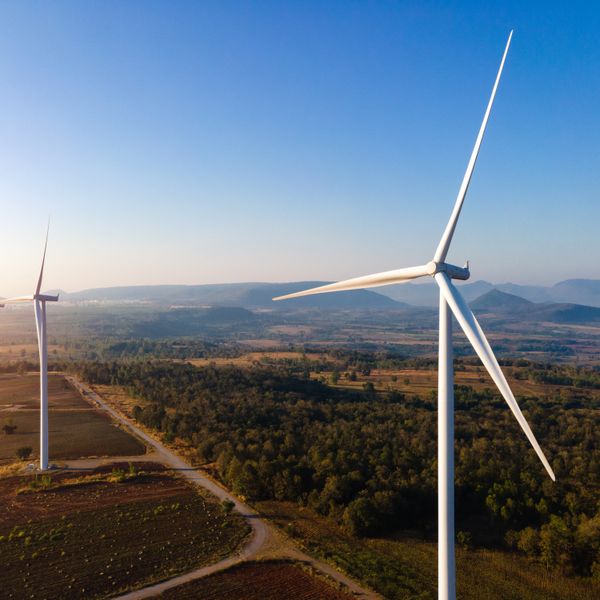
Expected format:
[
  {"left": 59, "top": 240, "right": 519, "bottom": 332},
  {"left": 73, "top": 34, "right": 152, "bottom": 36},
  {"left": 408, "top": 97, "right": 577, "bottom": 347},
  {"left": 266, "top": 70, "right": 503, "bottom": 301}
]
[
  {"left": 187, "top": 350, "right": 333, "bottom": 368},
  {"left": 310, "top": 362, "right": 594, "bottom": 401},
  {"left": 0, "top": 462, "right": 250, "bottom": 599},
  {"left": 0, "top": 373, "right": 144, "bottom": 463},
  {"left": 0, "top": 343, "right": 63, "bottom": 363},
  {"left": 159, "top": 560, "right": 354, "bottom": 600}
]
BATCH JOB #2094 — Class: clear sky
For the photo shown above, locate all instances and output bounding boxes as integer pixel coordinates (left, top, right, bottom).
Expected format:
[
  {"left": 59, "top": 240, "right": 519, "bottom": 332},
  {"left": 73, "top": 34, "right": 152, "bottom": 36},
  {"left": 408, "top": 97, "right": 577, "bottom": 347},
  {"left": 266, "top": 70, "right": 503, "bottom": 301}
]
[{"left": 1, "top": 1, "right": 598, "bottom": 296}]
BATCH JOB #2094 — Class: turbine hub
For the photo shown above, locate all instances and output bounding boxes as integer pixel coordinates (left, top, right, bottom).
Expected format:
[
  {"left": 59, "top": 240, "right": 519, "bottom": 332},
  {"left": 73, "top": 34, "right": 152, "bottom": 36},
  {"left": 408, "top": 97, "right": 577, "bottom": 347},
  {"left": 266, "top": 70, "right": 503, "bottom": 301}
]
[{"left": 427, "top": 261, "right": 470, "bottom": 281}]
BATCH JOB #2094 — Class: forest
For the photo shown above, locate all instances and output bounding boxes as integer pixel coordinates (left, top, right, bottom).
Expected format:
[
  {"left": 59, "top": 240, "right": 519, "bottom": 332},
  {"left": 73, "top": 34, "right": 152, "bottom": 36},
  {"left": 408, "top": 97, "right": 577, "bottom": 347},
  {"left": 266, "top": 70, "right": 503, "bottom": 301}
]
[{"left": 69, "top": 356, "right": 599, "bottom": 579}]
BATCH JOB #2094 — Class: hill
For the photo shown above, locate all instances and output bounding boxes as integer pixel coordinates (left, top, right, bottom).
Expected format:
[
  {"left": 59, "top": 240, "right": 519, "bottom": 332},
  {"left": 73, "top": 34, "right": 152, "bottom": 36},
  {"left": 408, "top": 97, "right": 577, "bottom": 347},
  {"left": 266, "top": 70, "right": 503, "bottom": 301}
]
[
  {"left": 470, "top": 289, "right": 533, "bottom": 311},
  {"left": 471, "top": 289, "right": 600, "bottom": 324},
  {"left": 378, "top": 278, "right": 600, "bottom": 308},
  {"left": 60, "top": 282, "right": 405, "bottom": 311}
]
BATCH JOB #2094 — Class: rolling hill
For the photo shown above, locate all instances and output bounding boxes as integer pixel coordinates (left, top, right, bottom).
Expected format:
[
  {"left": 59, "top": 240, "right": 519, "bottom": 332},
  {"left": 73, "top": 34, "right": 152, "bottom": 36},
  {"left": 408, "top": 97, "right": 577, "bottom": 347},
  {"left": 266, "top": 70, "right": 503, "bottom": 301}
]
[{"left": 471, "top": 289, "right": 600, "bottom": 324}]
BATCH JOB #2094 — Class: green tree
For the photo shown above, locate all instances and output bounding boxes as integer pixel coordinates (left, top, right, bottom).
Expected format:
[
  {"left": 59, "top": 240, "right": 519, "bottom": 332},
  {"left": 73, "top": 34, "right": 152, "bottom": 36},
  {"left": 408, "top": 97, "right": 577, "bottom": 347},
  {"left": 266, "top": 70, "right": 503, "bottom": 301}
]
[
  {"left": 16, "top": 446, "right": 32, "bottom": 460},
  {"left": 342, "top": 497, "right": 380, "bottom": 536},
  {"left": 540, "top": 515, "right": 573, "bottom": 572}
]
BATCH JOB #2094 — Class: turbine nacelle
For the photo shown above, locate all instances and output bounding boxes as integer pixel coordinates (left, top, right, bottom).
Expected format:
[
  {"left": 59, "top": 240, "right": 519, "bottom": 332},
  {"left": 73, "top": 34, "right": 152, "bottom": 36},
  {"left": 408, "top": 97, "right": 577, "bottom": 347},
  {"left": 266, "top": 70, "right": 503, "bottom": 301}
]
[
  {"left": 425, "top": 261, "right": 470, "bottom": 281},
  {"left": 35, "top": 294, "right": 59, "bottom": 303}
]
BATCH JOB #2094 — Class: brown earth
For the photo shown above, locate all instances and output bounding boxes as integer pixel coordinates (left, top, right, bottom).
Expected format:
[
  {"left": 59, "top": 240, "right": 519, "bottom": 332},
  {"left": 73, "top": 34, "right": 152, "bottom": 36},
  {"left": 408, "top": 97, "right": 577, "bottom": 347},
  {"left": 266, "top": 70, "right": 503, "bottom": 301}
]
[
  {"left": 0, "top": 462, "right": 251, "bottom": 600},
  {"left": 158, "top": 560, "right": 354, "bottom": 600},
  {"left": 0, "top": 373, "right": 145, "bottom": 462},
  {"left": 0, "top": 463, "right": 179, "bottom": 528}
]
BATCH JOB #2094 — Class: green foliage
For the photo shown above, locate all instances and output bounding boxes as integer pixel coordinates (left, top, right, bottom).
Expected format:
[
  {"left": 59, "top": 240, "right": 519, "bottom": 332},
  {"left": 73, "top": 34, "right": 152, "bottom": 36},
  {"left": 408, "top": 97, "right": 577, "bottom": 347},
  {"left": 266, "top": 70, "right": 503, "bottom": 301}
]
[
  {"left": 221, "top": 499, "right": 235, "bottom": 514},
  {"left": 16, "top": 446, "right": 32, "bottom": 460},
  {"left": 71, "top": 358, "right": 600, "bottom": 578},
  {"left": 342, "top": 497, "right": 381, "bottom": 536},
  {"left": 28, "top": 474, "right": 53, "bottom": 491}
]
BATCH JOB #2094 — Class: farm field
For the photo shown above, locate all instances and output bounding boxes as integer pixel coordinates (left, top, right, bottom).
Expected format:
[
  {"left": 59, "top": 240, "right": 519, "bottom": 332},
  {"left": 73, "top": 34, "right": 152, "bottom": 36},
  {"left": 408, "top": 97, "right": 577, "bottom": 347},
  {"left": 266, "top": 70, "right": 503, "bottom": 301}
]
[
  {"left": 257, "top": 501, "right": 600, "bottom": 600},
  {"left": 159, "top": 559, "right": 354, "bottom": 599},
  {"left": 0, "top": 462, "right": 251, "bottom": 599},
  {"left": 0, "top": 342, "right": 64, "bottom": 363},
  {"left": 0, "top": 373, "right": 144, "bottom": 463}
]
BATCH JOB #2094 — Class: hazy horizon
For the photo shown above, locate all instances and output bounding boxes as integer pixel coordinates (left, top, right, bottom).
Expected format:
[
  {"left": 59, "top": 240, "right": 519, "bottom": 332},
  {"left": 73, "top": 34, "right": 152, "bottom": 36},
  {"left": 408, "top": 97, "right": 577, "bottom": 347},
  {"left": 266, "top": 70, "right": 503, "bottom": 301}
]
[
  {"left": 3, "top": 274, "right": 598, "bottom": 299},
  {"left": 2, "top": 2, "right": 599, "bottom": 296}
]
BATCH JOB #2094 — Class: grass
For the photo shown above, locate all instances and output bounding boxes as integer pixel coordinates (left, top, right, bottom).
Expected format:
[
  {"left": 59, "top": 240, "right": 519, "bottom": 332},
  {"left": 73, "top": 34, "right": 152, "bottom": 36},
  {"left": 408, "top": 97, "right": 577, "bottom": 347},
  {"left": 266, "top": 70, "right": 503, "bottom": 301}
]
[
  {"left": 257, "top": 500, "right": 600, "bottom": 600},
  {"left": 0, "top": 464, "right": 251, "bottom": 599},
  {"left": 0, "top": 373, "right": 144, "bottom": 463},
  {"left": 158, "top": 560, "right": 354, "bottom": 600}
]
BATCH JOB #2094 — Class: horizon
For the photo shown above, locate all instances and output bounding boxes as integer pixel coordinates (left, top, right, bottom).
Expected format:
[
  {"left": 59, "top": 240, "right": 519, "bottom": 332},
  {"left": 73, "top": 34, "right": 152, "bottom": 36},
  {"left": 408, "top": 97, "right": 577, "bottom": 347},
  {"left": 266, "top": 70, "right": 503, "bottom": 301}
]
[
  {"left": 2, "top": 2, "right": 599, "bottom": 295},
  {"left": 3, "top": 274, "right": 599, "bottom": 299}
]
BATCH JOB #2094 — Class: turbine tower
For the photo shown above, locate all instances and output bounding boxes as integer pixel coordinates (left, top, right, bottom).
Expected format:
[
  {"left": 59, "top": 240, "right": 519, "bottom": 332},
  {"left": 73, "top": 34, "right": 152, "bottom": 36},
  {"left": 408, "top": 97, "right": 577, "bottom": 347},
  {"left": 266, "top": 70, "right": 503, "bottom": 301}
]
[
  {"left": 1, "top": 224, "right": 59, "bottom": 470},
  {"left": 273, "top": 31, "right": 555, "bottom": 600}
]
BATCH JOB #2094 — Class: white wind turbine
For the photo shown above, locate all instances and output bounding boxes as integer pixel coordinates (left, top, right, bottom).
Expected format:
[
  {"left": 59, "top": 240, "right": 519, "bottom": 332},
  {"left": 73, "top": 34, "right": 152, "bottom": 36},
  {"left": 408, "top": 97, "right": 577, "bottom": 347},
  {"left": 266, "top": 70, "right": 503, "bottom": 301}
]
[
  {"left": 1, "top": 224, "right": 59, "bottom": 471},
  {"left": 273, "top": 31, "right": 554, "bottom": 600}
]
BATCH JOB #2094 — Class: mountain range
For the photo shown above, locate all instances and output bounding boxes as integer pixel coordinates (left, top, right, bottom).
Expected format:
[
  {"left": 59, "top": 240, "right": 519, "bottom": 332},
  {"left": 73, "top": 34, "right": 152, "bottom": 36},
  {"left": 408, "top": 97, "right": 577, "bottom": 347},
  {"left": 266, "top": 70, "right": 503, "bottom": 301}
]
[
  {"left": 4, "top": 279, "right": 600, "bottom": 320},
  {"left": 53, "top": 282, "right": 403, "bottom": 310},
  {"left": 470, "top": 289, "right": 600, "bottom": 324},
  {"left": 377, "top": 278, "right": 600, "bottom": 308}
]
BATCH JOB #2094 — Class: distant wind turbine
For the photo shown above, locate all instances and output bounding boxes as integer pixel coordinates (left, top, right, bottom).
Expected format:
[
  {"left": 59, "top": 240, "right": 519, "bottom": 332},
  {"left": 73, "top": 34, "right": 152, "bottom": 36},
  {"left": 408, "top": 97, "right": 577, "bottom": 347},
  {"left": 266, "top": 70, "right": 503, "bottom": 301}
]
[
  {"left": 1, "top": 223, "right": 59, "bottom": 471},
  {"left": 274, "top": 31, "right": 554, "bottom": 600}
]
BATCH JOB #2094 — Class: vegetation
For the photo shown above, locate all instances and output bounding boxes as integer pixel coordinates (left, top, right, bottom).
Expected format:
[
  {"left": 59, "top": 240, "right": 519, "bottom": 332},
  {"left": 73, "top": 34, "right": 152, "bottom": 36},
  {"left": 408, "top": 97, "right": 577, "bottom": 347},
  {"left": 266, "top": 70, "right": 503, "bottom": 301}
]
[
  {"left": 258, "top": 501, "right": 599, "bottom": 600},
  {"left": 71, "top": 357, "right": 599, "bottom": 589},
  {"left": 2, "top": 421, "right": 17, "bottom": 435},
  {"left": 15, "top": 446, "right": 32, "bottom": 460},
  {"left": 0, "top": 464, "right": 250, "bottom": 599}
]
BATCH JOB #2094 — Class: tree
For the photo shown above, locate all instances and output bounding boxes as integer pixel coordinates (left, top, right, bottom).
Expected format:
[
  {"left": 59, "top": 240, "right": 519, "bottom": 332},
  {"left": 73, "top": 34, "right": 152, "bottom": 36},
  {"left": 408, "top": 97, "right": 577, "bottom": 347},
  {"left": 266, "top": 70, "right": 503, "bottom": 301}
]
[
  {"left": 221, "top": 499, "right": 235, "bottom": 514},
  {"left": 2, "top": 423, "right": 17, "bottom": 435},
  {"left": 342, "top": 497, "right": 380, "bottom": 536},
  {"left": 517, "top": 527, "right": 540, "bottom": 557},
  {"left": 16, "top": 446, "right": 32, "bottom": 460},
  {"left": 540, "top": 515, "right": 573, "bottom": 572}
]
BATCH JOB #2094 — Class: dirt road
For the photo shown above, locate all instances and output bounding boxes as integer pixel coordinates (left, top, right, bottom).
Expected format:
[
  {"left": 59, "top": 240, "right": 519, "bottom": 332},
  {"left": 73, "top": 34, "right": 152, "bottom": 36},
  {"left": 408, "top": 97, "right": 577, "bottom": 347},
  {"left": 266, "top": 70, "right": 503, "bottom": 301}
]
[{"left": 66, "top": 376, "right": 380, "bottom": 599}]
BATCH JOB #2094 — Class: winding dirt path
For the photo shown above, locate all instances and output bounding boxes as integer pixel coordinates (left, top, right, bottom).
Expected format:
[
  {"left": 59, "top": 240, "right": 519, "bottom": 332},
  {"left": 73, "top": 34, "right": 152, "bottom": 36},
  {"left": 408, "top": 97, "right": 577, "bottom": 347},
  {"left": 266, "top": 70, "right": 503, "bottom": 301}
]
[{"left": 65, "top": 376, "right": 380, "bottom": 599}]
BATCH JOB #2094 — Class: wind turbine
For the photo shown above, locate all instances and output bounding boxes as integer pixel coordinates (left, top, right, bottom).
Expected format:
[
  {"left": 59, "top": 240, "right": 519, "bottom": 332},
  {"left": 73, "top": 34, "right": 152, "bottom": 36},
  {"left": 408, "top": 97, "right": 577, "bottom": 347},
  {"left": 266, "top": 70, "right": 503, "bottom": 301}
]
[
  {"left": 1, "top": 223, "right": 59, "bottom": 471},
  {"left": 273, "top": 31, "right": 555, "bottom": 600}
]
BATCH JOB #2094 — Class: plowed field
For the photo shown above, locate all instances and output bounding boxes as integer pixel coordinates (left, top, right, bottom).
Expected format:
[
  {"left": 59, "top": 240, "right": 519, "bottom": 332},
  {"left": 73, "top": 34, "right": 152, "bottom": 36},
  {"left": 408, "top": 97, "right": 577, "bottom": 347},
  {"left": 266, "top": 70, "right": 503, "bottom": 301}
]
[
  {"left": 0, "top": 463, "right": 250, "bottom": 599},
  {"left": 159, "top": 560, "right": 354, "bottom": 599}
]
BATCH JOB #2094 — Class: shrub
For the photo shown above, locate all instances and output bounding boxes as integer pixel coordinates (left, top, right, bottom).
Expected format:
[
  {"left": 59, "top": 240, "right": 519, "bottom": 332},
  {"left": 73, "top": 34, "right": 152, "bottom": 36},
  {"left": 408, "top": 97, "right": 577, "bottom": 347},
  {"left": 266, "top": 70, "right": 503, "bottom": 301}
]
[
  {"left": 2, "top": 423, "right": 17, "bottom": 435},
  {"left": 16, "top": 446, "right": 32, "bottom": 460},
  {"left": 221, "top": 499, "right": 235, "bottom": 514}
]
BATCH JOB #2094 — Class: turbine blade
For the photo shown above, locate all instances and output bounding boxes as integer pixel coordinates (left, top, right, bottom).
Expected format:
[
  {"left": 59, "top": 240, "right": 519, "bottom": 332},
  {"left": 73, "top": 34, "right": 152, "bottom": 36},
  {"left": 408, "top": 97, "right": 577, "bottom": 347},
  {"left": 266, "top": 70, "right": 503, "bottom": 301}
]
[
  {"left": 273, "top": 264, "right": 432, "bottom": 301},
  {"left": 36, "top": 219, "right": 50, "bottom": 296},
  {"left": 435, "top": 272, "right": 555, "bottom": 481},
  {"left": 1, "top": 295, "right": 35, "bottom": 304},
  {"left": 34, "top": 300, "right": 44, "bottom": 359},
  {"left": 433, "top": 31, "right": 513, "bottom": 263}
]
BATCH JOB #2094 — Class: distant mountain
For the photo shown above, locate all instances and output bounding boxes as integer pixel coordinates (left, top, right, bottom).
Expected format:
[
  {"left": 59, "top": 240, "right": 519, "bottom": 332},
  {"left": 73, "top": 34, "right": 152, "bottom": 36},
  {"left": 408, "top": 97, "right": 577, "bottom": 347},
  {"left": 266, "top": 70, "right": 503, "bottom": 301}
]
[
  {"left": 471, "top": 288, "right": 600, "bottom": 324},
  {"left": 25, "top": 278, "right": 600, "bottom": 312},
  {"left": 531, "top": 303, "right": 600, "bottom": 324},
  {"left": 471, "top": 289, "right": 533, "bottom": 311},
  {"left": 378, "top": 279, "right": 600, "bottom": 308},
  {"left": 61, "top": 282, "right": 405, "bottom": 311},
  {"left": 549, "top": 279, "right": 600, "bottom": 307}
]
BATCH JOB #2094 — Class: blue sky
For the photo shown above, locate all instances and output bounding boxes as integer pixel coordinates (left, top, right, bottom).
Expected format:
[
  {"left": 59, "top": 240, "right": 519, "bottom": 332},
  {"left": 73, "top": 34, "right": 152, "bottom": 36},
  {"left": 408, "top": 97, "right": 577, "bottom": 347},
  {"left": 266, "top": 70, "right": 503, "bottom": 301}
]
[{"left": 1, "top": 1, "right": 598, "bottom": 295}]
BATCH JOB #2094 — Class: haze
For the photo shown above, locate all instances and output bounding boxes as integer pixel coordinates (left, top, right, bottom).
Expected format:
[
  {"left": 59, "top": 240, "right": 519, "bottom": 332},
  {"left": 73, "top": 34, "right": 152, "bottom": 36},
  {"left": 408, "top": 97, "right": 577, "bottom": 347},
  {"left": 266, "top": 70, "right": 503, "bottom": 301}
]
[{"left": 1, "top": 1, "right": 599, "bottom": 296}]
